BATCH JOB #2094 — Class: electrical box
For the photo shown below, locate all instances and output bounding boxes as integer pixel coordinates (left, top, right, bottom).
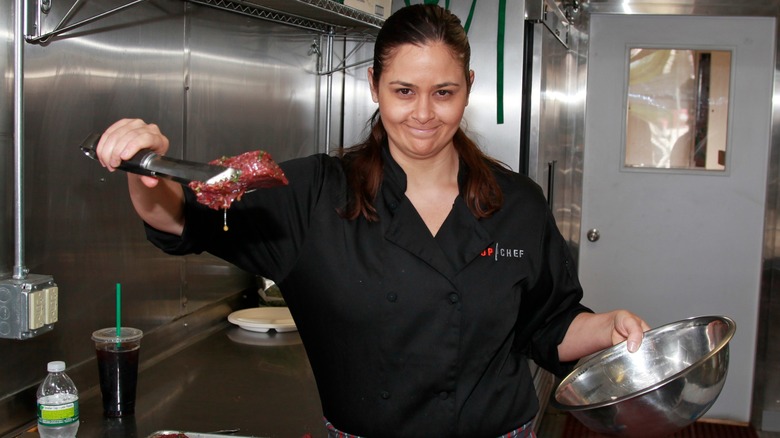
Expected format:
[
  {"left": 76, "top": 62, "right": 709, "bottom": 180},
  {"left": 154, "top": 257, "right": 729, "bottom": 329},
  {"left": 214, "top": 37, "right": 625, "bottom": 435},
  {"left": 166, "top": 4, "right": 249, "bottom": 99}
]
[{"left": 0, "top": 274, "right": 58, "bottom": 339}]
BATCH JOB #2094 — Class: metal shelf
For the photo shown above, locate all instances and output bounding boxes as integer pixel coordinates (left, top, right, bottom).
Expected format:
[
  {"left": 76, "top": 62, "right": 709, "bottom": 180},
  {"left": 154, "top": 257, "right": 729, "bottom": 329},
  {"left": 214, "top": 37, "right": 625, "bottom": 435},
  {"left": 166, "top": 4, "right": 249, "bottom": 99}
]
[
  {"left": 186, "top": 0, "right": 385, "bottom": 34},
  {"left": 25, "top": 0, "right": 383, "bottom": 43}
]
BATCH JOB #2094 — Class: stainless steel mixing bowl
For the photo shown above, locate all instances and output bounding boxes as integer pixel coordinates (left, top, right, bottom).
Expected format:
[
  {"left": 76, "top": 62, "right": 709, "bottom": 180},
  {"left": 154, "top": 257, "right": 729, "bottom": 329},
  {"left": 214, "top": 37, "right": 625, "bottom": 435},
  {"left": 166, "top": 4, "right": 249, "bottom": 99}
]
[{"left": 551, "top": 315, "right": 736, "bottom": 437}]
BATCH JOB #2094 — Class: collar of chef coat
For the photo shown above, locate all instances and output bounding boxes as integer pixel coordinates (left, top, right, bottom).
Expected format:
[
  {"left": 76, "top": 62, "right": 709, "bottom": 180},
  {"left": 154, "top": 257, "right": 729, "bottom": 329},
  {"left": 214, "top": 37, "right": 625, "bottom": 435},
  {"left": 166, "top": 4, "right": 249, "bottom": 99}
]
[{"left": 378, "top": 145, "right": 493, "bottom": 278}]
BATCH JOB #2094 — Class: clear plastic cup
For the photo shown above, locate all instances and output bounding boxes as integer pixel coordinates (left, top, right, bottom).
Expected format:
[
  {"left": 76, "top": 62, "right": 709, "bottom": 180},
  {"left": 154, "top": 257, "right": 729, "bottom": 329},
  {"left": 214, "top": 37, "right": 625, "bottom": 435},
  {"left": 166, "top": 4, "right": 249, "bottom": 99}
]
[{"left": 91, "top": 327, "right": 143, "bottom": 417}]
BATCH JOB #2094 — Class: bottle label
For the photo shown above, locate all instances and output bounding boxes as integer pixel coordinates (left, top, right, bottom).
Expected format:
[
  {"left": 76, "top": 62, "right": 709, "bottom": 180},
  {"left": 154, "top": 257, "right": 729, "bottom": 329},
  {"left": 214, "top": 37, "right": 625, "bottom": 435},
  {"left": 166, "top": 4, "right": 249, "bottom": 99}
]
[{"left": 37, "top": 401, "right": 79, "bottom": 426}]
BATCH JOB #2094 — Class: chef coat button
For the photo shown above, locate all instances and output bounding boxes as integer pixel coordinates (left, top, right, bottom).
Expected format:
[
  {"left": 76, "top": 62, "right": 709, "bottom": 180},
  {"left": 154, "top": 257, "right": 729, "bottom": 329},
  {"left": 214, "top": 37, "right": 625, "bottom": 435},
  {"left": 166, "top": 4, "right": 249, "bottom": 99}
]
[
  {"left": 380, "top": 391, "right": 391, "bottom": 399},
  {"left": 448, "top": 293, "right": 459, "bottom": 304},
  {"left": 386, "top": 292, "right": 397, "bottom": 302},
  {"left": 389, "top": 201, "right": 398, "bottom": 210},
  {"left": 438, "top": 391, "right": 449, "bottom": 400}
]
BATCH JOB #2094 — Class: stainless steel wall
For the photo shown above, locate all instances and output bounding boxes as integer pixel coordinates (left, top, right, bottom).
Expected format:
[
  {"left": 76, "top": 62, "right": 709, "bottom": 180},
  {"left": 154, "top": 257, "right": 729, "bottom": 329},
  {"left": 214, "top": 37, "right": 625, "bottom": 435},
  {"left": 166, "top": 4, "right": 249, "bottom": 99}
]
[
  {"left": 0, "top": 0, "right": 339, "bottom": 433},
  {"left": 525, "top": 18, "right": 588, "bottom": 259}
]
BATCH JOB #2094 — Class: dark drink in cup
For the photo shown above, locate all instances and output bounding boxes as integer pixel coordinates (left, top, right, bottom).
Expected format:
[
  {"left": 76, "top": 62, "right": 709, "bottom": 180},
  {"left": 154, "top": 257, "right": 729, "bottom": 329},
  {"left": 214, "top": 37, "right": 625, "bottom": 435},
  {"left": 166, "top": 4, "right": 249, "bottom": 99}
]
[
  {"left": 92, "top": 327, "right": 143, "bottom": 417},
  {"left": 96, "top": 347, "right": 140, "bottom": 416}
]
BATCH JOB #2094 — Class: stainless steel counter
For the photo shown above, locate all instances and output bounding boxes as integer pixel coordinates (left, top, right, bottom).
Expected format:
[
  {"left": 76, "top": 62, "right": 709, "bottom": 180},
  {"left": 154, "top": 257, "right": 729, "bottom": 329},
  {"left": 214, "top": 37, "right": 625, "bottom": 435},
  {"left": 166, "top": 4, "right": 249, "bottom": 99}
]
[
  {"left": 15, "top": 295, "right": 553, "bottom": 438},
  {"left": 75, "top": 326, "right": 324, "bottom": 438}
]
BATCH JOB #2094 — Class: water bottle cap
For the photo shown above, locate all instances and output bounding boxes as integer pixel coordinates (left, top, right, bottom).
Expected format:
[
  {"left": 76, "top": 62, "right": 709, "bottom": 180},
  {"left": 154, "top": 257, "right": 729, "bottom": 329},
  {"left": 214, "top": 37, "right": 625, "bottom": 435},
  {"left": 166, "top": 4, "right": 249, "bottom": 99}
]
[{"left": 47, "top": 361, "right": 65, "bottom": 372}]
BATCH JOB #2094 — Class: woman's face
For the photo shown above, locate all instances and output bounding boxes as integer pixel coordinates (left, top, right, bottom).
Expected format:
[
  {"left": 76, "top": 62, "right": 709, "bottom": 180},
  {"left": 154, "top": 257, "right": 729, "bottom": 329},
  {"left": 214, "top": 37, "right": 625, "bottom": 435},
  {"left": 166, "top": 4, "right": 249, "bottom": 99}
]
[{"left": 369, "top": 42, "right": 473, "bottom": 162}]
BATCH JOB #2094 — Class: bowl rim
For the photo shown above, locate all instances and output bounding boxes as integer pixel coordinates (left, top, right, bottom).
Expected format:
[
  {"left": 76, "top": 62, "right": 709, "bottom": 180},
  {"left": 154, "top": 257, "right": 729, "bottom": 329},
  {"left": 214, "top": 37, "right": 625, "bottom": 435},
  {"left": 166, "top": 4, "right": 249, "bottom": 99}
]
[{"left": 549, "top": 314, "right": 736, "bottom": 411}]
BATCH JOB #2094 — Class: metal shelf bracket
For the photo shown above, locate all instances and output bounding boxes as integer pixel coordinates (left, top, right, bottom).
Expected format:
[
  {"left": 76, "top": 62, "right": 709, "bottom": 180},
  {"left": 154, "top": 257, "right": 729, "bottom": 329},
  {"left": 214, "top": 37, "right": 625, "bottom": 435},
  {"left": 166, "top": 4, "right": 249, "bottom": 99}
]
[
  {"left": 25, "top": 0, "right": 151, "bottom": 44},
  {"left": 318, "top": 39, "right": 372, "bottom": 76}
]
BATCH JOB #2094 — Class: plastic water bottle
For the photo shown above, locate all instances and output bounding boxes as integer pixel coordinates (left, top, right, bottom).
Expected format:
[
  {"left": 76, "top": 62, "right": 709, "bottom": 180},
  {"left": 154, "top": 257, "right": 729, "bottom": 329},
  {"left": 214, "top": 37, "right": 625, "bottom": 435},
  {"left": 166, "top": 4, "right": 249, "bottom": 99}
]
[{"left": 37, "top": 361, "right": 79, "bottom": 438}]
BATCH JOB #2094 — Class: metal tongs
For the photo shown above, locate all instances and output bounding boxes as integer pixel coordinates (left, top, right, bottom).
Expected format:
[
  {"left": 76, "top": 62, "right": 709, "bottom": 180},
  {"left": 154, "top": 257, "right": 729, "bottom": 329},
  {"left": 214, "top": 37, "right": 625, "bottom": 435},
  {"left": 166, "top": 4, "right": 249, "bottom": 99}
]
[{"left": 80, "top": 133, "right": 239, "bottom": 185}]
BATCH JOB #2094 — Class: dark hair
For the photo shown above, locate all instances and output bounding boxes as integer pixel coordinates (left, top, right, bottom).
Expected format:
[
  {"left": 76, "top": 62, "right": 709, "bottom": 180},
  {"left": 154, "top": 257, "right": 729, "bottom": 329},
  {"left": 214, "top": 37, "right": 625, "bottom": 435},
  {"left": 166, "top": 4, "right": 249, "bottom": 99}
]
[{"left": 340, "top": 4, "right": 505, "bottom": 222}]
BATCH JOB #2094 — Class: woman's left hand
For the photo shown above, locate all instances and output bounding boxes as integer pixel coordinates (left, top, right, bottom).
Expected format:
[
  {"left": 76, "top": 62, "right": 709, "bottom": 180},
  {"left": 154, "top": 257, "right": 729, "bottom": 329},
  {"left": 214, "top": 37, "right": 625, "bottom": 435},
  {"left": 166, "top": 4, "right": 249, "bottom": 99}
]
[
  {"left": 558, "top": 310, "right": 651, "bottom": 362},
  {"left": 609, "top": 310, "right": 651, "bottom": 353}
]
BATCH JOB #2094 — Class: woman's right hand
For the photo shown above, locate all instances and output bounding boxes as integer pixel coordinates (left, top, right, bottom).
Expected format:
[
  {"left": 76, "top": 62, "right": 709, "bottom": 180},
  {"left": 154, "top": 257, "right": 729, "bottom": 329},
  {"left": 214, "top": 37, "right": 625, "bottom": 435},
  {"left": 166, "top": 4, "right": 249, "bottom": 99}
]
[
  {"left": 97, "top": 119, "right": 185, "bottom": 235},
  {"left": 97, "top": 118, "right": 171, "bottom": 188}
]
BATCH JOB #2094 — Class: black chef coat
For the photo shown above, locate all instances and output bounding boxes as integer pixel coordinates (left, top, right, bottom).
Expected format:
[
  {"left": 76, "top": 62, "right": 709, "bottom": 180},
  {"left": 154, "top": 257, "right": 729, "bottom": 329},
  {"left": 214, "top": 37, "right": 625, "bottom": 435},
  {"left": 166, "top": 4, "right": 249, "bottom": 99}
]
[{"left": 147, "top": 147, "right": 591, "bottom": 437}]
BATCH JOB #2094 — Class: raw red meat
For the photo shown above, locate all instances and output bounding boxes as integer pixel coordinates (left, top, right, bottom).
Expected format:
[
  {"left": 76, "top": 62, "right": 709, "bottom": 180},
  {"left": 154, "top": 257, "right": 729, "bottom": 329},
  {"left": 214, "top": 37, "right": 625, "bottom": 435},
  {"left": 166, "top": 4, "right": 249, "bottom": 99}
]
[{"left": 189, "top": 150, "right": 288, "bottom": 211}]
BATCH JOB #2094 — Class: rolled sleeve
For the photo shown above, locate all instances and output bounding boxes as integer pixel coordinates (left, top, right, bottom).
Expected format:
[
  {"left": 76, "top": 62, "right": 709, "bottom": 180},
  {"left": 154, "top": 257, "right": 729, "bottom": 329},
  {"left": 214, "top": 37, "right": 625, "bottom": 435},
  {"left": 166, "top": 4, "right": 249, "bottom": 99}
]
[{"left": 521, "top": 210, "right": 593, "bottom": 377}]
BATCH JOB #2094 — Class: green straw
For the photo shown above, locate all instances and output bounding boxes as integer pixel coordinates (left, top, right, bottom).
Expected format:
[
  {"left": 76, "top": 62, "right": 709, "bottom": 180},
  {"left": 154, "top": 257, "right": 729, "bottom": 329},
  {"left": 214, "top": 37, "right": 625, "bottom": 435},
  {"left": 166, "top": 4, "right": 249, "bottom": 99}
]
[{"left": 116, "top": 283, "right": 121, "bottom": 337}]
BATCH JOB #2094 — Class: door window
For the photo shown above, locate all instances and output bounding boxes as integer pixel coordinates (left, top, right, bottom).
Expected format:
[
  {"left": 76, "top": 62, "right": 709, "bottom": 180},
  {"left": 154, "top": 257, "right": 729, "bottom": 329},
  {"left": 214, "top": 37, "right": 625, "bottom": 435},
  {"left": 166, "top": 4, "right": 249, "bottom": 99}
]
[{"left": 624, "top": 48, "right": 732, "bottom": 171}]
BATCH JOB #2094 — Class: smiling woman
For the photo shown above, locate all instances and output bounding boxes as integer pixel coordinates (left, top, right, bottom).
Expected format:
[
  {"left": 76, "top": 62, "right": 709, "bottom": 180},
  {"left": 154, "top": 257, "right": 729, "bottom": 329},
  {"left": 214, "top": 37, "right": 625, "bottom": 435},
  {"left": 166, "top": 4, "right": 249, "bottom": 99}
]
[
  {"left": 94, "top": 4, "right": 647, "bottom": 437},
  {"left": 367, "top": 42, "right": 471, "bottom": 235},
  {"left": 368, "top": 43, "right": 472, "bottom": 163}
]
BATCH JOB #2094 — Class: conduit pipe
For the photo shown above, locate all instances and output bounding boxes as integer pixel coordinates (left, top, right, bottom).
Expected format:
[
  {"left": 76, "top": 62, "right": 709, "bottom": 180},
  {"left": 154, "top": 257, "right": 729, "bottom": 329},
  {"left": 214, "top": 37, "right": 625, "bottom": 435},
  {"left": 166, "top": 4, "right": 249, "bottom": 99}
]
[
  {"left": 324, "top": 27, "right": 334, "bottom": 153},
  {"left": 13, "top": 0, "right": 27, "bottom": 280}
]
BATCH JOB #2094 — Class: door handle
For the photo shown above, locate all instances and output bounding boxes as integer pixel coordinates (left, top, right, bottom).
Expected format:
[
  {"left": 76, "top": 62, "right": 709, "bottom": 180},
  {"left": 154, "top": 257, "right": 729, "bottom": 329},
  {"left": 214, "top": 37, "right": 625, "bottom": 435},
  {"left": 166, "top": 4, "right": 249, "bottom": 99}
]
[
  {"left": 547, "top": 160, "right": 557, "bottom": 208},
  {"left": 587, "top": 228, "right": 600, "bottom": 242}
]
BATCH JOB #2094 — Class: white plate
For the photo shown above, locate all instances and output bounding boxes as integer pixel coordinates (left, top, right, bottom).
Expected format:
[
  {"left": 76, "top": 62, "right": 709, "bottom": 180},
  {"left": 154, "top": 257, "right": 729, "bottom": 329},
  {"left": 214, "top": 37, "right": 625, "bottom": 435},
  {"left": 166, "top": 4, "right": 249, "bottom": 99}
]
[
  {"left": 227, "top": 327, "right": 302, "bottom": 346},
  {"left": 227, "top": 307, "right": 297, "bottom": 333}
]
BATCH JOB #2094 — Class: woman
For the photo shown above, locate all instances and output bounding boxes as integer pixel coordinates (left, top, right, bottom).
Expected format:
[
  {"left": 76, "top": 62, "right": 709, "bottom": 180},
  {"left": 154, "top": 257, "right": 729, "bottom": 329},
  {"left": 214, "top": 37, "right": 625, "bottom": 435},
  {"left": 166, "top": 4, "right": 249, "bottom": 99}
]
[{"left": 97, "top": 4, "right": 648, "bottom": 437}]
